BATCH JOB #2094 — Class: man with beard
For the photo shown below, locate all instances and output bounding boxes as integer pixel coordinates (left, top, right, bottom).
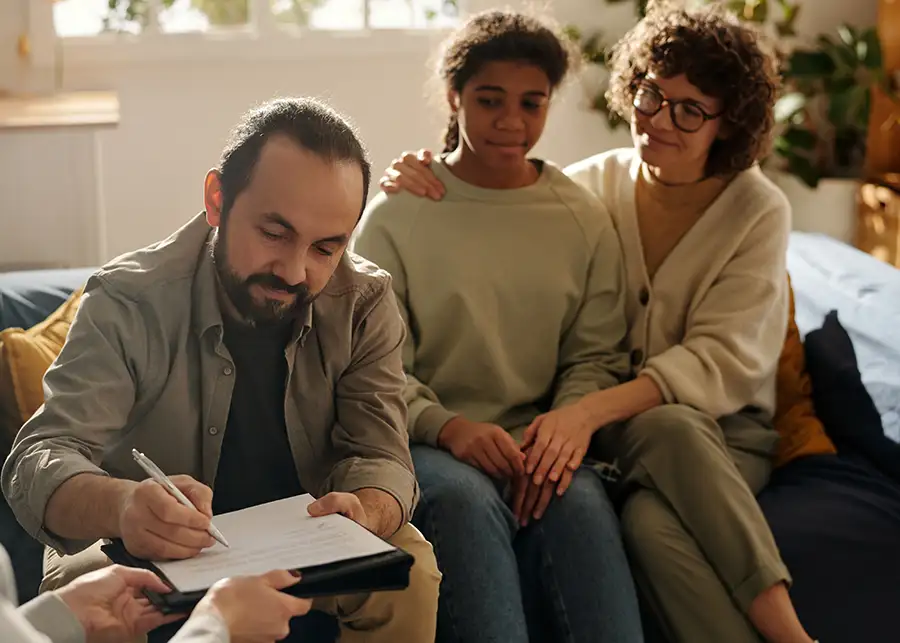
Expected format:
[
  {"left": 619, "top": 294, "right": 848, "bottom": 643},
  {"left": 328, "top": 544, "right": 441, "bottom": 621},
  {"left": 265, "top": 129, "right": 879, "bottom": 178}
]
[{"left": 1, "top": 97, "right": 440, "bottom": 643}]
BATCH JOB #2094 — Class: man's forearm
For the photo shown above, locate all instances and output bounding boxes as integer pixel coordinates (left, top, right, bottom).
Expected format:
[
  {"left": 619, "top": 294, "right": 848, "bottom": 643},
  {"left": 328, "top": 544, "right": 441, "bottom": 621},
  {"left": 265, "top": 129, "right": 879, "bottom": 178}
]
[
  {"left": 44, "top": 473, "right": 136, "bottom": 542},
  {"left": 353, "top": 488, "right": 403, "bottom": 539}
]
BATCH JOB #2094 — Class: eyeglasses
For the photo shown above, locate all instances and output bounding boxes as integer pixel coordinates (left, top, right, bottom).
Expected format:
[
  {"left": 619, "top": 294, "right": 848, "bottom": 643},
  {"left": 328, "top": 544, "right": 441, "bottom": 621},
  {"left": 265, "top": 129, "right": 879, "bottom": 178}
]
[{"left": 632, "top": 84, "right": 722, "bottom": 133}]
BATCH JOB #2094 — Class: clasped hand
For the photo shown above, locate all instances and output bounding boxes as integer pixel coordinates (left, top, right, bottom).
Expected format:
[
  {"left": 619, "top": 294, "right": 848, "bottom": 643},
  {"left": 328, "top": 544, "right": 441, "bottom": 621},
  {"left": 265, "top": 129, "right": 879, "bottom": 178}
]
[
  {"left": 439, "top": 404, "right": 595, "bottom": 526},
  {"left": 511, "top": 402, "right": 595, "bottom": 525}
]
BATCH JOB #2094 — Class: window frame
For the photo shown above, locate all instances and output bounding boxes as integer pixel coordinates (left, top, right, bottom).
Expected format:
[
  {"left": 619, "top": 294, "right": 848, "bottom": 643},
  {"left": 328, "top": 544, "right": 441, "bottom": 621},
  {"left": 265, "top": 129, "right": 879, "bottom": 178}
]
[{"left": 33, "top": 0, "right": 457, "bottom": 68}]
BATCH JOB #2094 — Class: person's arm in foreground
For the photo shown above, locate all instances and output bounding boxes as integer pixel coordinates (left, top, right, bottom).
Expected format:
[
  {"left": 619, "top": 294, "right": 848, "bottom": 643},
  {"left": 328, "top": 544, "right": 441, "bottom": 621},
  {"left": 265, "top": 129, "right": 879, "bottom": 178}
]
[
  {"left": 172, "top": 570, "right": 310, "bottom": 643},
  {"left": 2, "top": 558, "right": 177, "bottom": 643},
  {"left": 0, "top": 283, "right": 217, "bottom": 560},
  {"left": 3, "top": 560, "right": 308, "bottom": 643}
]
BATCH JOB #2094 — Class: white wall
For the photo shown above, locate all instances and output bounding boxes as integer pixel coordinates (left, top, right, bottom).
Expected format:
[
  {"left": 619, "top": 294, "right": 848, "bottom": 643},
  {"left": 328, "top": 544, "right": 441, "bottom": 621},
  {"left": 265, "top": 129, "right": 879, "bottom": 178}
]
[
  {"left": 0, "top": 2, "right": 26, "bottom": 95},
  {"left": 0, "top": 0, "right": 879, "bottom": 268}
]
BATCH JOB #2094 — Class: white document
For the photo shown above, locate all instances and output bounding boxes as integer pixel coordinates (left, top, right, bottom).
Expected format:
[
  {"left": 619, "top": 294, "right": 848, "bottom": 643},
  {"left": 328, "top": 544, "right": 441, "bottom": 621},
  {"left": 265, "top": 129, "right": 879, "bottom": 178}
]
[{"left": 154, "top": 493, "right": 395, "bottom": 593}]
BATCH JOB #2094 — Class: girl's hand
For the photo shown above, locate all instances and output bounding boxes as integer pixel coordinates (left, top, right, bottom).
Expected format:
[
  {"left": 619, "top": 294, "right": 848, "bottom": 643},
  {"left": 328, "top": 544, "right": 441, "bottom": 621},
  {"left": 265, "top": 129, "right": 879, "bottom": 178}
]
[
  {"left": 439, "top": 417, "right": 526, "bottom": 479},
  {"left": 521, "top": 403, "right": 595, "bottom": 489},
  {"left": 510, "top": 460, "right": 575, "bottom": 526},
  {"left": 379, "top": 149, "right": 445, "bottom": 200}
]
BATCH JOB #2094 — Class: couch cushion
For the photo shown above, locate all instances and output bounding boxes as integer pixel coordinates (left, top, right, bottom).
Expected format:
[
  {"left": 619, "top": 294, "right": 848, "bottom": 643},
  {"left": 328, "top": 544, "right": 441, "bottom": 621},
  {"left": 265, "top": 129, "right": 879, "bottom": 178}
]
[
  {"left": 0, "top": 288, "right": 83, "bottom": 450},
  {"left": 772, "top": 276, "right": 837, "bottom": 466},
  {"left": 804, "top": 310, "right": 900, "bottom": 484},
  {"left": 758, "top": 452, "right": 900, "bottom": 643},
  {"left": 787, "top": 232, "right": 900, "bottom": 443},
  {"left": 0, "top": 268, "right": 95, "bottom": 332}
]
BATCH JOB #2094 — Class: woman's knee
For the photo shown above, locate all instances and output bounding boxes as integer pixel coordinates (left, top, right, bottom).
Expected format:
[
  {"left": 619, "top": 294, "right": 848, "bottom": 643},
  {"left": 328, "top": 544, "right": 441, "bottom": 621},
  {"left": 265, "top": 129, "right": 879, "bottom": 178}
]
[
  {"left": 619, "top": 490, "right": 678, "bottom": 564},
  {"left": 626, "top": 404, "right": 724, "bottom": 456}
]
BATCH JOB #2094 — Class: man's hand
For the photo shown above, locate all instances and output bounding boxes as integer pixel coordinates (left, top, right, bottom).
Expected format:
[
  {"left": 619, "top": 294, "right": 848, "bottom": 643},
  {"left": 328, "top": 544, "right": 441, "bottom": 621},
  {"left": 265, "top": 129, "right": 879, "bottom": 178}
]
[
  {"left": 118, "top": 475, "right": 216, "bottom": 560},
  {"left": 192, "top": 570, "right": 311, "bottom": 643},
  {"left": 307, "top": 492, "right": 370, "bottom": 530},
  {"left": 438, "top": 417, "right": 525, "bottom": 479},
  {"left": 521, "top": 404, "right": 594, "bottom": 488},
  {"left": 56, "top": 565, "right": 179, "bottom": 643}
]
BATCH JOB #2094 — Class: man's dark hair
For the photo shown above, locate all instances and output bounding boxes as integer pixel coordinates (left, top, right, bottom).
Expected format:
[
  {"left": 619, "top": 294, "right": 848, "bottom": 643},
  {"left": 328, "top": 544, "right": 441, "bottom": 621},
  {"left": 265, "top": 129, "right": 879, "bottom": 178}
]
[
  {"left": 606, "top": 4, "right": 781, "bottom": 177},
  {"left": 218, "top": 97, "right": 371, "bottom": 217}
]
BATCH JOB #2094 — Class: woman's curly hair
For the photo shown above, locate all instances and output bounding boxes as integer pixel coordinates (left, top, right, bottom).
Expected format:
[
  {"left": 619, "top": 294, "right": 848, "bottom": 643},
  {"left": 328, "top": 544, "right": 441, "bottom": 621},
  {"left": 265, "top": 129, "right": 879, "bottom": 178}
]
[
  {"left": 436, "top": 9, "right": 578, "bottom": 154},
  {"left": 606, "top": 3, "right": 781, "bottom": 176}
]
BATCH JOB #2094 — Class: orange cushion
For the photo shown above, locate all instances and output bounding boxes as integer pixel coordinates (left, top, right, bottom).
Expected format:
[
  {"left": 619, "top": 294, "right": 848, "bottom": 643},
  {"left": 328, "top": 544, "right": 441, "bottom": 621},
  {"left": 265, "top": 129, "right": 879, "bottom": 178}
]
[
  {"left": 772, "top": 276, "right": 837, "bottom": 466},
  {"left": 0, "top": 288, "right": 84, "bottom": 451}
]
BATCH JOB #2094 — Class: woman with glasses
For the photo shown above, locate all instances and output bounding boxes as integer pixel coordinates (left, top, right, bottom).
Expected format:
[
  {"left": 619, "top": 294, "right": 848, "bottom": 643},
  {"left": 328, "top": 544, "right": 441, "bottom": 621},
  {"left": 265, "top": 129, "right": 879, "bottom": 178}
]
[{"left": 376, "top": 5, "right": 820, "bottom": 643}]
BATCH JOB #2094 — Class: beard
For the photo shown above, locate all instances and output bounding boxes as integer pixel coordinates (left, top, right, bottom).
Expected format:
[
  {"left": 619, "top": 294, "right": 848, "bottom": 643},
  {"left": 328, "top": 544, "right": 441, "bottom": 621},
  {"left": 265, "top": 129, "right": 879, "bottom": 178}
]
[{"left": 210, "top": 226, "right": 315, "bottom": 327}]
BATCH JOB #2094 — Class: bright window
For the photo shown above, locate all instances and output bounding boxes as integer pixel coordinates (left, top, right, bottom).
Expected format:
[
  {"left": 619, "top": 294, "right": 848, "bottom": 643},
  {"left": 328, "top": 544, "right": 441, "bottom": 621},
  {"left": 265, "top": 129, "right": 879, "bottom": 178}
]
[{"left": 52, "top": 0, "right": 459, "bottom": 36}]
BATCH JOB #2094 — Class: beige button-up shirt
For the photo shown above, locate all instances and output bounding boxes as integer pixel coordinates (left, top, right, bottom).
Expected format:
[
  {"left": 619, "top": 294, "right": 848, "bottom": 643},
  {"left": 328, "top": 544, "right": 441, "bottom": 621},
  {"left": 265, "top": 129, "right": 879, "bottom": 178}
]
[{"left": 1, "top": 213, "right": 417, "bottom": 555}]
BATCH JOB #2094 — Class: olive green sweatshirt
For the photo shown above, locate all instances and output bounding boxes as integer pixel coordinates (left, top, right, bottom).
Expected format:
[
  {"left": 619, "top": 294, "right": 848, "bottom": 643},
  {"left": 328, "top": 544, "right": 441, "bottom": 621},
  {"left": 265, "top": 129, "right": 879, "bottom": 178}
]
[{"left": 352, "top": 157, "right": 630, "bottom": 446}]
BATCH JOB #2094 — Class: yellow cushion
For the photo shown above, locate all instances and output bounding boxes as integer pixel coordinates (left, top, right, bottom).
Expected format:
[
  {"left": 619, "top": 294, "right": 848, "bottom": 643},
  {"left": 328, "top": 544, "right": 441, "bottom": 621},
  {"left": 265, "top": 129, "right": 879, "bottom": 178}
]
[
  {"left": 0, "top": 288, "right": 84, "bottom": 450},
  {"left": 772, "top": 276, "right": 837, "bottom": 466}
]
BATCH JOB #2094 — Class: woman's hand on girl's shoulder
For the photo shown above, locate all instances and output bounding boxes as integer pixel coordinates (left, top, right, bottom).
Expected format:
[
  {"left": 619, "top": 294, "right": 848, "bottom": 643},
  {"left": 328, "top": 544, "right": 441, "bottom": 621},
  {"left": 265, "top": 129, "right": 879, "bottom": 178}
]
[{"left": 380, "top": 149, "right": 446, "bottom": 200}]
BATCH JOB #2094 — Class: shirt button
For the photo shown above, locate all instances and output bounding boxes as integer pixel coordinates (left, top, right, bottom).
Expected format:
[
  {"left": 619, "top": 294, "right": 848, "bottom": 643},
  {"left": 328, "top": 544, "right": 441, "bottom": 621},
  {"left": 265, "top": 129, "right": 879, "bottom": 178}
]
[
  {"left": 223, "top": 366, "right": 233, "bottom": 376},
  {"left": 208, "top": 426, "right": 219, "bottom": 436},
  {"left": 631, "top": 348, "right": 644, "bottom": 366},
  {"left": 639, "top": 287, "right": 650, "bottom": 306}
]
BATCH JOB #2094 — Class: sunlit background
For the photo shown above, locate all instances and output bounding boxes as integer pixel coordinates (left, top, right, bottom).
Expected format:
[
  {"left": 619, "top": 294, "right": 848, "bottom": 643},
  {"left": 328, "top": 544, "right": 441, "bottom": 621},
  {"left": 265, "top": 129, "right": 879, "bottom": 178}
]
[{"left": 53, "top": 0, "right": 459, "bottom": 36}]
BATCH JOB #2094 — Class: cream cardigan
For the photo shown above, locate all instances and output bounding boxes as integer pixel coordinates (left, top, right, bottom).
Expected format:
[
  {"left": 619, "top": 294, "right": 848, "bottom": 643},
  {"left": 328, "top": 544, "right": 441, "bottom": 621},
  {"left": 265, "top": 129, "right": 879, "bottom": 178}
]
[{"left": 565, "top": 148, "right": 790, "bottom": 419}]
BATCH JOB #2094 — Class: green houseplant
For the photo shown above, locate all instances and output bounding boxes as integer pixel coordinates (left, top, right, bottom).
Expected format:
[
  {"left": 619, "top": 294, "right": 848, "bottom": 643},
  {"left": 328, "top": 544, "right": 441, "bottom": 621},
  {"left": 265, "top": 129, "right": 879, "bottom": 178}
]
[{"left": 774, "top": 24, "right": 897, "bottom": 187}]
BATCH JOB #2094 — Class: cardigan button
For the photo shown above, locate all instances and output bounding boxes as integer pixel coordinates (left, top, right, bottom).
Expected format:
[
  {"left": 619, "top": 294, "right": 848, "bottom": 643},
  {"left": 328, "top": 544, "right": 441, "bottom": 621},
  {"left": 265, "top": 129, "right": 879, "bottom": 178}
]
[
  {"left": 638, "top": 287, "right": 650, "bottom": 306},
  {"left": 631, "top": 348, "right": 644, "bottom": 366}
]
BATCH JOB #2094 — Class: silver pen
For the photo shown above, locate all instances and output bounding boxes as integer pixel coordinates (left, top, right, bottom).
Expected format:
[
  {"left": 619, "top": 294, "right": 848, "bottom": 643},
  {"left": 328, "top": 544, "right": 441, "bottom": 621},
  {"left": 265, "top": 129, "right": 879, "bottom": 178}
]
[{"left": 131, "top": 449, "right": 230, "bottom": 548}]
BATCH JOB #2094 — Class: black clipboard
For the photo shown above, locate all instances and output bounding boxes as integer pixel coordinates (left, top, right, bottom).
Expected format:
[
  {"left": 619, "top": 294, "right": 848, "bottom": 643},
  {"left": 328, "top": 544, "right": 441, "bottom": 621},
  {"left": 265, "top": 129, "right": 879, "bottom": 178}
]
[{"left": 101, "top": 538, "right": 414, "bottom": 615}]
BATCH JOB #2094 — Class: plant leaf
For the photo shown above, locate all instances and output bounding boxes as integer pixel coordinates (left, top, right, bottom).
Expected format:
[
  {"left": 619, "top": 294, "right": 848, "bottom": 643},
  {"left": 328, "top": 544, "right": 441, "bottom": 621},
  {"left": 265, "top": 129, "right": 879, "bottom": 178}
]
[
  {"left": 781, "top": 125, "right": 817, "bottom": 150},
  {"left": 774, "top": 92, "right": 807, "bottom": 122},
  {"left": 815, "top": 34, "right": 858, "bottom": 72},
  {"left": 785, "top": 150, "right": 821, "bottom": 188},
  {"left": 786, "top": 50, "right": 835, "bottom": 78},
  {"left": 828, "top": 87, "right": 853, "bottom": 126},
  {"left": 774, "top": 0, "right": 800, "bottom": 36},
  {"left": 591, "top": 92, "right": 625, "bottom": 131},
  {"left": 563, "top": 25, "right": 582, "bottom": 43},
  {"left": 846, "top": 84, "right": 871, "bottom": 130},
  {"left": 861, "top": 28, "right": 883, "bottom": 69},
  {"left": 837, "top": 24, "right": 857, "bottom": 48}
]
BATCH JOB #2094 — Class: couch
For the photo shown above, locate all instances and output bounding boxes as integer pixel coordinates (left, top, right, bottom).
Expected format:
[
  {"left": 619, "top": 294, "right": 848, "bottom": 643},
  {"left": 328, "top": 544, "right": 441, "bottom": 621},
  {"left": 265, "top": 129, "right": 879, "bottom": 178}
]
[{"left": 1, "top": 232, "right": 899, "bottom": 642}]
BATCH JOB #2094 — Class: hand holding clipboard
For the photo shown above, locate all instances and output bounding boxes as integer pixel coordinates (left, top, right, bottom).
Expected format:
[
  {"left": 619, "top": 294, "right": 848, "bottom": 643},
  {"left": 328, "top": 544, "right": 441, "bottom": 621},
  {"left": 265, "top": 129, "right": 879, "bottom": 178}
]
[{"left": 103, "top": 493, "right": 413, "bottom": 613}]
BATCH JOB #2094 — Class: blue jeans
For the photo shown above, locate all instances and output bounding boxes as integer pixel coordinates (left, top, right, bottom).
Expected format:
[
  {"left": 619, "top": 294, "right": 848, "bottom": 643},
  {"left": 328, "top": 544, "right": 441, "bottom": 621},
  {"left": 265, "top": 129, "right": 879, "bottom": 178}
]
[{"left": 411, "top": 445, "right": 644, "bottom": 643}]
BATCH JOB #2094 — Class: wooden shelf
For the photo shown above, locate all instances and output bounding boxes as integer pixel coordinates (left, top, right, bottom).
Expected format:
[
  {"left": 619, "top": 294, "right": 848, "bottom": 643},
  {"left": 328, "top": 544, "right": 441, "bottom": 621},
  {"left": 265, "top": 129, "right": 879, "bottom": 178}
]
[{"left": 0, "top": 91, "right": 119, "bottom": 131}]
